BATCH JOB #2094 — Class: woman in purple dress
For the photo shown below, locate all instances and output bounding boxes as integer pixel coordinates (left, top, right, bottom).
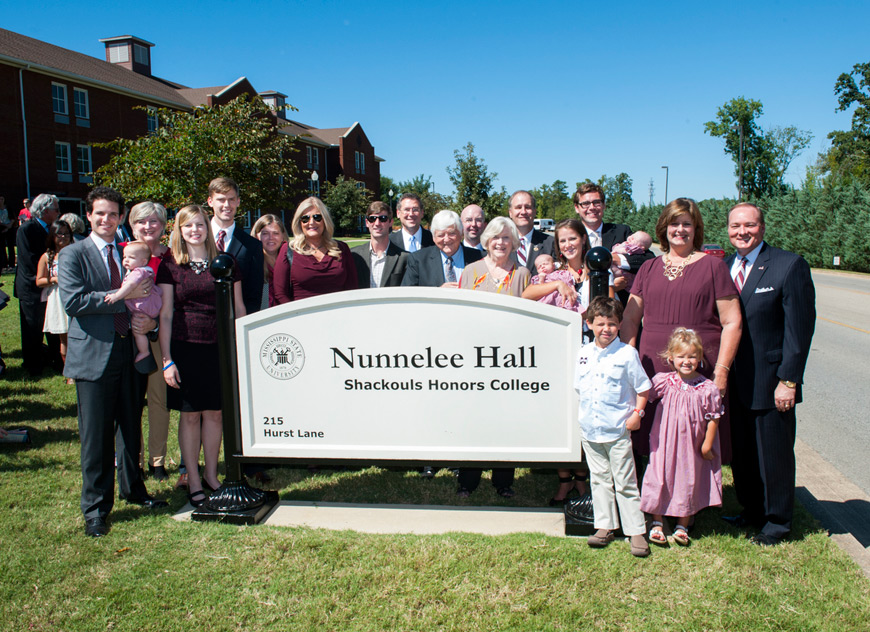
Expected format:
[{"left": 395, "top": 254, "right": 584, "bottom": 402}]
[
  {"left": 272, "top": 197, "right": 357, "bottom": 304},
  {"left": 621, "top": 198, "right": 741, "bottom": 462}
]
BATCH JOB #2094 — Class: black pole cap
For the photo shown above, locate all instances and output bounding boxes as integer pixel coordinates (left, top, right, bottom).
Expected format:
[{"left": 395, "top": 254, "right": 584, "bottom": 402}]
[
  {"left": 210, "top": 253, "right": 236, "bottom": 279},
  {"left": 585, "top": 246, "right": 612, "bottom": 272}
]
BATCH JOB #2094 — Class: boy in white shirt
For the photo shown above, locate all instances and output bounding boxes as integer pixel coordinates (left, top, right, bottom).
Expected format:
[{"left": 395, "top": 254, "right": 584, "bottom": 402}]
[{"left": 574, "top": 296, "right": 651, "bottom": 557}]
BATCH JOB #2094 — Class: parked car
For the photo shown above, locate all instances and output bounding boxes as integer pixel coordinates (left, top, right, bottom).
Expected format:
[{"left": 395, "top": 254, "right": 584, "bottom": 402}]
[
  {"left": 701, "top": 244, "right": 726, "bottom": 258},
  {"left": 534, "top": 218, "right": 555, "bottom": 232}
]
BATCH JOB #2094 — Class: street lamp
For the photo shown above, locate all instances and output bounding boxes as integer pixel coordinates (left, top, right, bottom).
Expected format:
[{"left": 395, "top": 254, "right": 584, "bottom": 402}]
[
  {"left": 661, "top": 166, "right": 669, "bottom": 205},
  {"left": 311, "top": 170, "right": 319, "bottom": 197},
  {"left": 388, "top": 188, "right": 394, "bottom": 212}
]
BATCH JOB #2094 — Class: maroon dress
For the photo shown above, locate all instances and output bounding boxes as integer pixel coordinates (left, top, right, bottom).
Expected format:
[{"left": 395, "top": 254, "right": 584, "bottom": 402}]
[
  {"left": 272, "top": 240, "right": 357, "bottom": 303},
  {"left": 630, "top": 255, "right": 738, "bottom": 461}
]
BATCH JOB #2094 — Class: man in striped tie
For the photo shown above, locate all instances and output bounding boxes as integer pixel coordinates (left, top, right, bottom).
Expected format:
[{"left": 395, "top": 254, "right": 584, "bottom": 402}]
[
  {"left": 507, "top": 190, "right": 554, "bottom": 273},
  {"left": 724, "top": 203, "right": 816, "bottom": 547}
]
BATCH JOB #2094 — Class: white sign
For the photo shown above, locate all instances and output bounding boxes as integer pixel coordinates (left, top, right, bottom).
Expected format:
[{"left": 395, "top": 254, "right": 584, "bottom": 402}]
[{"left": 236, "top": 288, "right": 582, "bottom": 464}]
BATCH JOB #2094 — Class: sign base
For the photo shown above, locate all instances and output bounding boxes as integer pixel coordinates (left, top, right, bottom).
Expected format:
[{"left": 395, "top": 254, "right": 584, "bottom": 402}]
[
  {"left": 192, "top": 487, "right": 280, "bottom": 525},
  {"left": 564, "top": 494, "right": 597, "bottom": 537}
]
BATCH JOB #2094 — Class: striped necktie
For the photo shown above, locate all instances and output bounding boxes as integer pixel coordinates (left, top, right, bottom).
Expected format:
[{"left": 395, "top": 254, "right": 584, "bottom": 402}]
[
  {"left": 735, "top": 256, "right": 748, "bottom": 293},
  {"left": 216, "top": 230, "right": 226, "bottom": 252},
  {"left": 107, "top": 245, "right": 129, "bottom": 335},
  {"left": 517, "top": 239, "right": 527, "bottom": 265}
]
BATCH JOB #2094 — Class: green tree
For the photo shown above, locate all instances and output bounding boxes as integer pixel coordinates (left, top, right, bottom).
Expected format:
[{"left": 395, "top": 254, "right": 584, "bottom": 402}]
[
  {"left": 379, "top": 175, "right": 400, "bottom": 209},
  {"left": 395, "top": 174, "right": 452, "bottom": 222},
  {"left": 824, "top": 61, "right": 870, "bottom": 184},
  {"left": 531, "top": 180, "right": 573, "bottom": 221},
  {"left": 446, "top": 142, "right": 503, "bottom": 219},
  {"left": 323, "top": 176, "right": 371, "bottom": 235},
  {"left": 95, "top": 95, "right": 299, "bottom": 213},
  {"left": 704, "top": 98, "right": 811, "bottom": 199}
]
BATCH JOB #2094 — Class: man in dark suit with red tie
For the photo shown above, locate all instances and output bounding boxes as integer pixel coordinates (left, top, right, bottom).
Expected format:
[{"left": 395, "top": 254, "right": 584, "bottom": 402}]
[
  {"left": 724, "top": 203, "right": 816, "bottom": 546},
  {"left": 508, "top": 190, "right": 554, "bottom": 272}
]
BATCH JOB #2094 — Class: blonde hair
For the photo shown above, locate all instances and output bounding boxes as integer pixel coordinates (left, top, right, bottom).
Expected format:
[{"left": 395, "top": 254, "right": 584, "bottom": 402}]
[
  {"left": 289, "top": 197, "right": 341, "bottom": 259},
  {"left": 659, "top": 327, "right": 706, "bottom": 367},
  {"left": 252, "top": 213, "right": 289, "bottom": 279},
  {"left": 123, "top": 240, "right": 152, "bottom": 262},
  {"left": 170, "top": 205, "right": 217, "bottom": 264}
]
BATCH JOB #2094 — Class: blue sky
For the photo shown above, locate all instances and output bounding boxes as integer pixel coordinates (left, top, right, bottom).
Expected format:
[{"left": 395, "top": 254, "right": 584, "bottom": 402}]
[{"left": 6, "top": 0, "right": 869, "bottom": 205}]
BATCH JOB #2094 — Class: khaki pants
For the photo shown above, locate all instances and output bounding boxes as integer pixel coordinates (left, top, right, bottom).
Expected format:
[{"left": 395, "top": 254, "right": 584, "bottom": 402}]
[{"left": 582, "top": 435, "right": 646, "bottom": 536}]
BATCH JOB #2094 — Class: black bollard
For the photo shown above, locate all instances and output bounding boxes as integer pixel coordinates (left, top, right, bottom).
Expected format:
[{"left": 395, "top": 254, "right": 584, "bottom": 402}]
[
  {"left": 192, "top": 254, "right": 278, "bottom": 524},
  {"left": 564, "top": 246, "right": 615, "bottom": 536}
]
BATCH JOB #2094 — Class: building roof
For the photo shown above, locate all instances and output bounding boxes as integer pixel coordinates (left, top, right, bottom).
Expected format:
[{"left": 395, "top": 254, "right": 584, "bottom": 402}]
[{"left": 0, "top": 27, "right": 191, "bottom": 108}]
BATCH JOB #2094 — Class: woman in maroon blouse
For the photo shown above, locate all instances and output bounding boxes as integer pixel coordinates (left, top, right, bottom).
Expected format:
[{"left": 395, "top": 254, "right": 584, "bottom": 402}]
[
  {"left": 273, "top": 197, "right": 357, "bottom": 303},
  {"left": 157, "top": 205, "right": 246, "bottom": 507}
]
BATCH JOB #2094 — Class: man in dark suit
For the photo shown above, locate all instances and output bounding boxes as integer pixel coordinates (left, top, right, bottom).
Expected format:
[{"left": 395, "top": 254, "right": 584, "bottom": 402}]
[
  {"left": 389, "top": 193, "right": 434, "bottom": 253},
  {"left": 14, "top": 193, "right": 60, "bottom": 376},
  {"left": 573, "top": 183, "right": 654, "bottom": 302},
  {"left": 401, "top": 210, "right": 482, "bottom": 288},
  {"left": 724, "top": 203, "right": 815, "bottom": 546},
  {"left": 508, "top": 190, "right": 554, "bottom": 272},
  {"left": 59, "top": 186, "right": 167, "bottom": 538},
  {"left": 352, "top": 201, "right": 408, "bottom": 288},
  {"left": 207, "top": 177, "right": 265, "bottom": 316}
]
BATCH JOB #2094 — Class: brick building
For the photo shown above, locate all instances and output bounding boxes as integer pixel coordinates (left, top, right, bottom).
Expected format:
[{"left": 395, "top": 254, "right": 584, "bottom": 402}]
[{"left": 0, "top": 28, "right": 381, "bottom": 221}]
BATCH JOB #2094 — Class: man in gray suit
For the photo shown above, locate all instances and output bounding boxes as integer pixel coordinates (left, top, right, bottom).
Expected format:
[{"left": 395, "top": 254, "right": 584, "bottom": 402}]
[
  {"left": 351, "top": 201, "right": 408, "bottom": 288},
  {"left": 59, "top": 187, "right": 167, "bottom": 538},
  {"left": 401, "top": 210, "right": 482, "bottom": 288}
]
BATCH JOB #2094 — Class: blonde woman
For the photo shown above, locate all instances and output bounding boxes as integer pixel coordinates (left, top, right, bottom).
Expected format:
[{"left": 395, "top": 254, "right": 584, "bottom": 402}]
[
  {"left": 156, "top": 205, "right": 246, "bottom": 507},
  {"left": 273, "top": 197, "right": 357, "bottom": 303}
]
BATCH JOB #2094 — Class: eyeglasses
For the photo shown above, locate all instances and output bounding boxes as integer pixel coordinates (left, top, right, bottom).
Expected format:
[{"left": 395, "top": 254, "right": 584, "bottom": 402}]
[
  {"left": 577, "top": 199, "right": 604, "bottom": 209},
  {"left": 366, "top": 214, "right": 390, "bottom": 223},
  {"left": 300, "top": 214, "right": 323, "bottom": 223},
  {"left": 56, "top": 232, "right": 72, "bottom": 238}
]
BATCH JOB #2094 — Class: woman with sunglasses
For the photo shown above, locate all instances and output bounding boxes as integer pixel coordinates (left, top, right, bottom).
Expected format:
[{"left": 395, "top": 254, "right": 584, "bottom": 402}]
[{"left": 273, "top": 197, "right": 357, "bottom": 303}]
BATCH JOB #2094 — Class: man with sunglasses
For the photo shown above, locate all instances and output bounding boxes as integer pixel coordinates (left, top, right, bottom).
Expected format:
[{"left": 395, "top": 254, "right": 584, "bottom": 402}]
[
  {"left": 573, "top": 183, "right": 654, "bottom": 302},
  {"left": 389, "top": 194, "right": 434, "bottom": 253},
  {"left": 351, "top": 201, "right": 409, "bottom": 288}
]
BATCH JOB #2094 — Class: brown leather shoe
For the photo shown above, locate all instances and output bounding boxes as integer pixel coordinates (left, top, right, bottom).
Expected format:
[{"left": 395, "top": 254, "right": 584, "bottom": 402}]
[
  {"left": 587, "top": 529, "right": 615, "bottom": 548},
  {"left": 175, "top": 473, "right": 189, "bottom": 490}
]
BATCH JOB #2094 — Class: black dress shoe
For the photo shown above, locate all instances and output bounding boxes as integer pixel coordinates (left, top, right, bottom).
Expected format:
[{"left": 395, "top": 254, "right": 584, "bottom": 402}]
[
  {"left": 750, "top": 532, "right": 782, "bottom": 547},
  {"left": 85, "top": 517, "right": 109, "bottom": 537},
  {"left": 123, "top": 493, "right": 169, "bottom": 509},
  {"left": 420, "top": 466, "right": 435, "bottom": 479}
]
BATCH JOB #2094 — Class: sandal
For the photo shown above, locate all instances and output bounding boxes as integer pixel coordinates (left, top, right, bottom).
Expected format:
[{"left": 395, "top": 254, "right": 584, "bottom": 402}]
[
  {"left": 649, "top": 521, "right": 668, "bottom": 546},
  {"left": 673, "top": 525, "right": 691, "bottom": 546},
  {"left": 549, "top": 475, "right": 574, "bottom": 506},
  {"left": 187, "top": 490, "right": 207, "bottom": 508}
]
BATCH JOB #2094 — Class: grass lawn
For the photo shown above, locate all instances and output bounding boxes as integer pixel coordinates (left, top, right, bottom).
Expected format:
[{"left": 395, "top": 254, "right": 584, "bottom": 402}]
[{"left": 1, "top": 268, "right": 869, "bottom": 631}]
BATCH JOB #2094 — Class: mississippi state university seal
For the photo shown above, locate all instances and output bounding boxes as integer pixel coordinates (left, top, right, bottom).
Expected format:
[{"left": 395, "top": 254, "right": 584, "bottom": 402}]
[{"left": 260, "top": 334, "right": 305, "bottom": 380}]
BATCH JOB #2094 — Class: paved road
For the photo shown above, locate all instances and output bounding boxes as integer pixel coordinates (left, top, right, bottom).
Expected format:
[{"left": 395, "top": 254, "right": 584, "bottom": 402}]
[{"left": 799, "top": 270, "right": 870, "bottom": 496}]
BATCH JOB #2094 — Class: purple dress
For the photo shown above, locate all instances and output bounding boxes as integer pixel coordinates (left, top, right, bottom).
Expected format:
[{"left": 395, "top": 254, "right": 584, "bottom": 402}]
[
  {"left": 640, "top": 372, "right": 724, "bottom": 517},
  {"left": 630, "top": 255, "right": 737, "bottom": 460}
]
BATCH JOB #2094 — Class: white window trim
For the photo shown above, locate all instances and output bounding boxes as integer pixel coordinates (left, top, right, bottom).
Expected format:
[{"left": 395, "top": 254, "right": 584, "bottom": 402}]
[
  {"left": 76, "top": 145, "right": 92, "bottom": 175},
  {"left": 146, "top": 106, "right": 158, "bottom": 133},
  {"left": 73, "top": 88, "right": 89, "bottom": 119},
  {"left": 52, "top": 82, "right": 68, "bottom": 115},
  {"left": 56, "top": 142, "right": 72, "bottom": 173}
]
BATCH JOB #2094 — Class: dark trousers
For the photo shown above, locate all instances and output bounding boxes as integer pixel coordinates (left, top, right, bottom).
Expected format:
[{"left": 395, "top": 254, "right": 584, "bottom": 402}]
[
  {"left": 457, "top": 468, "right": 515, "bottom": 493},
  {"left": 730, "top": 398, "right": 796, "bottom": 539},
  {"left": 2, "top": 230, "right": 14, "bottom": 267},
  {"left": 77, "top": 334, "right": 145, "bottom": 520},
  {"left": 19, "top": 300, "right": 59, "bottom": 375}
]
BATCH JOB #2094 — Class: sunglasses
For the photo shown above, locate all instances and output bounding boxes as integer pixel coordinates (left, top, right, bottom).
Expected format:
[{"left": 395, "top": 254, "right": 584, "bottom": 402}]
[
  {"left": 366, "top": 214, "right": 390, "bottom": 223},
  {"left": 300, "top": 214, "right": 323, "bottom": 223}
]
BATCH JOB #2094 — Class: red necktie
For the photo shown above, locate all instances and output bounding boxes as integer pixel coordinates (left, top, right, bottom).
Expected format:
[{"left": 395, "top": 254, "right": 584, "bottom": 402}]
[
  {"left": 517, "top": 240, "right": 527, "bottom": 265},
  {"left": 216, "top": 230, "right": 226, "bottom": 252},
  {"left": 107, "top": 245, "right": 129, "bottom": 335},
  {"left": 735, "top": 257, "right": 748, "bottom": 293}
]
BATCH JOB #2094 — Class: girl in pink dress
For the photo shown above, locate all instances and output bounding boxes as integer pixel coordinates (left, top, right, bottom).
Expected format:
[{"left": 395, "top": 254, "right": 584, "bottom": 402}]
[{"left": 641, "top": 328, "right": 723, "bottom": 546}]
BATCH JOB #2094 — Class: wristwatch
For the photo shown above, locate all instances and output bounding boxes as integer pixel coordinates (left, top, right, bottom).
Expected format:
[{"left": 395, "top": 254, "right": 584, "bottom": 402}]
[
  {"left": 633, "top": 408, "right": 645, "bottom": 418},
  {"left": 780, "top": 380, "right": 797, "bottom": 389}
]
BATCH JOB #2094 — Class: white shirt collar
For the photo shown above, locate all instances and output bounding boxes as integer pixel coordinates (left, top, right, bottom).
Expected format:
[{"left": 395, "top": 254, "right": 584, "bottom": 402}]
[{"left": 211, "top": 220, "right": 236, "bottom": 242}]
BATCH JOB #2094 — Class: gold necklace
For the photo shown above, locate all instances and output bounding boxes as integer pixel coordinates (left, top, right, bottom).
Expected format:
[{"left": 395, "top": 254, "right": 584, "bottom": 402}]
[{"left": 662, "top": 251, "right": 695, "bottom": 281}]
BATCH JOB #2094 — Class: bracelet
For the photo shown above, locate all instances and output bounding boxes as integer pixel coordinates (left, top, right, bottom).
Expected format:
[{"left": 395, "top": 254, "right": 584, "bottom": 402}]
[
  {"left": 715, "top": 363, "right": 730, "bottom": 371},
  {"left": 162, "top": 361, "right": 175, "bottom": 372}
]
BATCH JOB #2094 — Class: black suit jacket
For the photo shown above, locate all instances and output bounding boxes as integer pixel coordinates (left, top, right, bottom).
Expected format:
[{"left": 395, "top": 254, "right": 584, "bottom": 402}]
[
  {"left": 401, "top": 245, "right": 482, "bottom": 287},
  {"left": 14, "top": 218, "right": 48, "bottom": 304},
  {"left": 351, "top": 242, "right": 409, "bottom": 288},
  {"left": 727, "top": 243, "right": 815, "bottom": 410},
  {"left": 389, "top": 228, "right": 434, "bottom": 252},
  {"left": 521, "top": 229, "right": 555, "bottom": 273},
  {"left": 225, "top": 227, "right": 265, "bottom": 315}
]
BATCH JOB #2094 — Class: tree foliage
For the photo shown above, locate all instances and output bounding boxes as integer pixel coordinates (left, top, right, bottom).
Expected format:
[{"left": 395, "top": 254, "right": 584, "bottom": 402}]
[
  {"left": 823, "top": 61, "right": 870, "bottom": 185},
  {"left": 323, "top": 176, "right": 371, "bottom": 235},
  {"left": 94, "top": 95, "right": 300, "bottom": 214},
  {"left": 446, "top": 142, "right": 506, "bottom": 219},
  {"left": 392, "top": 174, "right": 452, "bottom": 222},
  {"left": 704, "top": 97, "right": 811, "bottom": 199},
  {"left": 531, "top": 180, "right": 573, "bottom": 221}
]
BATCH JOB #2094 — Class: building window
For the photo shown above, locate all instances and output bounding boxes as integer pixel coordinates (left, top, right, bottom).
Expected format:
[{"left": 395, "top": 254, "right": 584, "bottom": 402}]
[
  {"left": 147, "top": 107, "right": 158, "bottom": 134},
  {"left": 355, "top": 151, "right": 365, "bottom": 175},
  {"left": 108, "top": 43, "right": 129, "bottom": 63},
  {"left": 306, "top": 146, "right": 320, "bottom": 169},
  {"left": 73, "top": 88, "right": 89, "bottom": 119},
  {"left": 52, "top": 83, "right": 68, "bottom": 115},
  {"left": 56, "top": 142, "right": 71, "bottom": 173},
  {"left": 76, "top": 145, "right": 92, "bottom": 174},
  {"left": 355, "top": 181, "right": 364, "bottom": 189},
  {"left": 133, "top": 43, "right": 149, "bottom": 65}
]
